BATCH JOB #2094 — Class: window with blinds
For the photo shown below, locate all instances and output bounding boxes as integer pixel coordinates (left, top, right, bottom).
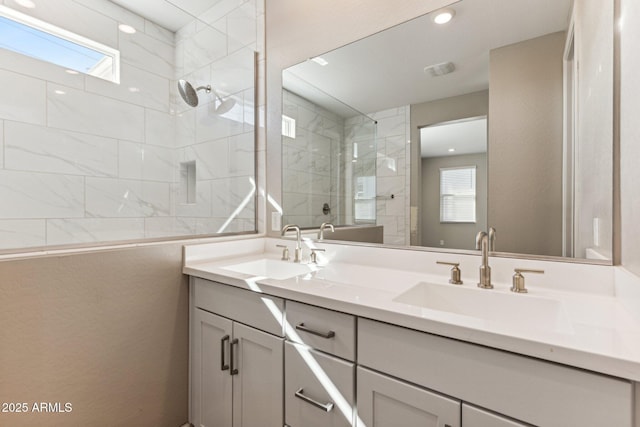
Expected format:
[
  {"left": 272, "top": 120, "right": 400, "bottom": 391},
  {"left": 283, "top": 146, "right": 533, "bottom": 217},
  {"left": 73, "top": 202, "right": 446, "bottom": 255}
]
[{"left": 440, "top": 166, "right": 476, "bottom": 223}]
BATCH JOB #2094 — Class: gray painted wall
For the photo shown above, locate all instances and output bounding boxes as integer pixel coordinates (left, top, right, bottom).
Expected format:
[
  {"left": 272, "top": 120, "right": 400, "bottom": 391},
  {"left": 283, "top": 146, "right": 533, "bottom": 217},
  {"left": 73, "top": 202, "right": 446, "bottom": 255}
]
[
  {"left": 421, "top": 153, "right": 488, "bottom": 250},
  {"left": 488, "top": 32, "right": 565, "bottom": 257},
  {"left": 0, "top": 244, "right": 188, "bottom": 426}
]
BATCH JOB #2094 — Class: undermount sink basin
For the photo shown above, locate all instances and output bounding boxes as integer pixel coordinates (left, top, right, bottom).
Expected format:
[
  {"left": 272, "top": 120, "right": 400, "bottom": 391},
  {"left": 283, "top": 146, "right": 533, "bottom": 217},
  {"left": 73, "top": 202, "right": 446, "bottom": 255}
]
[
  {"left": 220, "top": 259, "right": 315, "bottom": 280},
  {"left": 393, "top": 282, "right": 573, "bottom": 333}
]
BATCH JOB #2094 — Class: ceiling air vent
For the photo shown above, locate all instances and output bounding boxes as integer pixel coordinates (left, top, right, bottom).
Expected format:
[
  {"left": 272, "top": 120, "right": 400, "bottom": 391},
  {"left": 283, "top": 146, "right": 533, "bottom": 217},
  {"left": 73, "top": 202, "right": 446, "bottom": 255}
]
[{"left": 424, "top": 61, "right": 455, "bottom": 77}]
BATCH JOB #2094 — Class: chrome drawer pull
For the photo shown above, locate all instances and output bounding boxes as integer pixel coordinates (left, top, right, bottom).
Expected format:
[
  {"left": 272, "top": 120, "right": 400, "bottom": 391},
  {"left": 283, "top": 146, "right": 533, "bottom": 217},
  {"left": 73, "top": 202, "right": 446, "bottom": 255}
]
[
  {"left": 295, "top": 388, "right": 334, "bottom": 412},
  {"left": 295, "top": 323, "right": 336, "bottom": 339}
]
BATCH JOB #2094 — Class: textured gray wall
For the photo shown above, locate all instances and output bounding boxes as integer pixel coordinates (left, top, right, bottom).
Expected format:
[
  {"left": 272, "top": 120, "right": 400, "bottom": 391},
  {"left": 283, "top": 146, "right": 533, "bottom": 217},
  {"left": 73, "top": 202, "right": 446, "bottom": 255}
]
[
  {"left": 488, "top": 32, "right": 565, "bottom": 257},
  {"left": 0, "top": 244, "right": 189, "bottom": 426}
]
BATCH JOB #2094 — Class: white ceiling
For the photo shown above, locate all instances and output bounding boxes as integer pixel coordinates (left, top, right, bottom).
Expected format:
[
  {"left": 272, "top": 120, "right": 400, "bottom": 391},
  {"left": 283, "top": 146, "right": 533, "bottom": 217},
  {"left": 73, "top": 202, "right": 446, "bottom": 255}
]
[
  {"left": 420, "top": 117, "right": 487, "bottom": 158},
  {"left": 283, "top": 0, "right": 572, "bottom": 117},
  {"left": 109, "top": 0, "right": 215, "bottom": 32}
]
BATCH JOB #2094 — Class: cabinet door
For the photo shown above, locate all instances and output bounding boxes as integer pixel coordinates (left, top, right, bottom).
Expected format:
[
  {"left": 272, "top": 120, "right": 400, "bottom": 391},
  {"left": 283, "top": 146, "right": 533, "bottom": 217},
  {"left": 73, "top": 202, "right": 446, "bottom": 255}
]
[
  {"left": 285, "top": 341, "right": 355, "bottom": 427},
  {"left": 192, "top": 309, "right": 233, "bottom": 427},
  {"left": 462, "top": 404, "right": 528, "bottom": 427},
  {"left": 357, "top": 367, "right": 460, "bottom": 427},
  {"left": 232, "top": 322, "right": 284, "bottom": 427}
]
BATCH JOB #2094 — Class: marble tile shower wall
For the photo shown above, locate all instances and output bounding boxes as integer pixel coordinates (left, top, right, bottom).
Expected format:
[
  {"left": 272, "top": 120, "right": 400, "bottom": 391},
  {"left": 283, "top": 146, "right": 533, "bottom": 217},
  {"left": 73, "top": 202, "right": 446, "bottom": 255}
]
[
  {"left": 0, "top": 0, "right": 263, "bottom": 250},
  {"left": 282, "top": 90, "right": 341, "bottom": 228},
  {"left": 371, "top": 106, "right": 411, "bottom": 246},
  {"left": 173, "top": 0, "right": 262, "bottom": 237}
]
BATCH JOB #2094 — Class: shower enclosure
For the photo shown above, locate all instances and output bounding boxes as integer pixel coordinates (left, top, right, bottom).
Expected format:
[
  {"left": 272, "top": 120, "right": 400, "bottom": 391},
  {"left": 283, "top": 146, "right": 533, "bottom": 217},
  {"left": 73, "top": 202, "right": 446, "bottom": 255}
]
[{"left": 0, "top": 0, "right": 260, "bottom": 251}]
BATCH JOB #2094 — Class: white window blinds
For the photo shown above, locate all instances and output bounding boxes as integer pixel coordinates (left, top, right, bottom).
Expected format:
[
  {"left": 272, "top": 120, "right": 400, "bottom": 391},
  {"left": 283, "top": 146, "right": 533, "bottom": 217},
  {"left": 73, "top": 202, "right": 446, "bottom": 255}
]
[{"left": 440, "top": 166, "right": 476, "bottom": 223}]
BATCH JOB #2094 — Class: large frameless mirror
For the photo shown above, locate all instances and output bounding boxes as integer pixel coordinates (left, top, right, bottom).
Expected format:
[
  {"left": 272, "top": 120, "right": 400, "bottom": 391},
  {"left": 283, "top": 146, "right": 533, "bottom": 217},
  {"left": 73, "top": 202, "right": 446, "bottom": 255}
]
[{"left": 280, "top": 0, "right": 614, "bottom": 262}]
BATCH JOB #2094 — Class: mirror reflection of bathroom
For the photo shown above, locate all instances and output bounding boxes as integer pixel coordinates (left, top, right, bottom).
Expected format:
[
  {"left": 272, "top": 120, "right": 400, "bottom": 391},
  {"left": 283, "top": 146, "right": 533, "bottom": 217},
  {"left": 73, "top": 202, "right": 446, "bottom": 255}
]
[
  {"left": 419, "top": 117, "right": 487, "bottom": 251},
  {"left": 280, "top": 0, "right": 614, "bottom": 260},
  {"left": 281, "top": 73, "right": 378, "bottom": 236}
]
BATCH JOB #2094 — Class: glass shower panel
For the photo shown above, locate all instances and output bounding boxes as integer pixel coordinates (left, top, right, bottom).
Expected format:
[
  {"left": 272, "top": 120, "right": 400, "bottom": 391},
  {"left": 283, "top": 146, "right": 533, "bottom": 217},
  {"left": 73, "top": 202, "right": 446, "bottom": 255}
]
[{"left": 0, "top": 0, "right": 259, "bottom": 251}]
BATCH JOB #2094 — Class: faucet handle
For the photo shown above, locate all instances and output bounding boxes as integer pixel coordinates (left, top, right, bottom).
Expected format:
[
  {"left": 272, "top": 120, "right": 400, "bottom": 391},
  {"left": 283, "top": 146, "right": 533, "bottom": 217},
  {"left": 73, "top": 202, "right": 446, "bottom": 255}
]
[
  {"left": 276, "top": 244, "right": 289, "bottom": 261},
  {"left": 511, "top": 268, "right": 544, "bottom": 293},
  {"left": 436, "top": 261, "right": 463, "bottom": 285},
  {"left": 310, "top": 248, "right": 325, "bottom": 264}
]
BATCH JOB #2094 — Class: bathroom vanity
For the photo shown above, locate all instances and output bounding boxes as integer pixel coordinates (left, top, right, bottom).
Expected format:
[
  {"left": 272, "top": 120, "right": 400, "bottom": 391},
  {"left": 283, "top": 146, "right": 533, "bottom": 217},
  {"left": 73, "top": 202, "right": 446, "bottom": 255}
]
[{"left": 183, "top": 237, "right": 640, "bottom": 427}]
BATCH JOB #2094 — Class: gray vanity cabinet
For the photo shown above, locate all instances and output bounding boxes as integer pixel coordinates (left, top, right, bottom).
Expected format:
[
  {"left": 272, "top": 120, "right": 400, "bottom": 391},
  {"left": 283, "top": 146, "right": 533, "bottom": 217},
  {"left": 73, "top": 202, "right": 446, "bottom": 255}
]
[
  {"left": 284, "top": 301, "right": 356, "bottom": 427},
  {"left": 191, "top": 309, "right": 233, "bottom": 427},
  {"left": 190, "top": 279, "right": 284, "bottom": 427},
  {"left": 230, "top": 322, "right": 283, "bottom": 427},
  {"left": 284, "top": 342, "right": 354, "bottom": 427},
  {"left": 357, "top": 366, "right": 460, "bottom": 427},
  {"left": 191, "top": 309, "right": 283, "bottom": 427},
  {"left": 462, "top": 404, "right": 527, "bottom": 427},
  {"left": 189, "top": 276, "right": 634, "bottom": 427},
  {"left": 358, "top": 318, "right": 633, "bottom": 427}
]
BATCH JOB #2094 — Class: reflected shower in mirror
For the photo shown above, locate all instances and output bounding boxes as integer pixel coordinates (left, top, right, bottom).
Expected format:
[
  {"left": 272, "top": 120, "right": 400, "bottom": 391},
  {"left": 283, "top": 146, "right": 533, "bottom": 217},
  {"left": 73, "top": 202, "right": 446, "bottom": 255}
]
[
  {"left": 281, "top": 74, "right": 378, "bottom": 232},
  {"left": 280, "top": 0, "right": 614, "bottom": 261}
]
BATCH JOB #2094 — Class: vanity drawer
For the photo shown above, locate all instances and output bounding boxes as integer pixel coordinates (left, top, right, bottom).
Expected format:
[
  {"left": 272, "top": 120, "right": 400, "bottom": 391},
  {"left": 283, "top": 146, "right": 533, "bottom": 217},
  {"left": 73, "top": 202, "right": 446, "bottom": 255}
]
[
  {"left": 358, "top": 318, "right": 632, "bottom": 427},
  {"left": 193, "top": 278, "right": 284, "bottom": 337},
  {"left": 285, "top": 341, "right": 354, "bottom": 427},
  {"left": 286, "top": 301, "right": 355, "bottom": 360}
]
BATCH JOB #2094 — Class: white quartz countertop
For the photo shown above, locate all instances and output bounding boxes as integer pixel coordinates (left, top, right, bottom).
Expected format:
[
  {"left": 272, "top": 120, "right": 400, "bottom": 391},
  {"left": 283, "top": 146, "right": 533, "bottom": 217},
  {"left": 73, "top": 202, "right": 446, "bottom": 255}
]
[{"left": 183, "top": 238, "right": 640, "bottom": 381}]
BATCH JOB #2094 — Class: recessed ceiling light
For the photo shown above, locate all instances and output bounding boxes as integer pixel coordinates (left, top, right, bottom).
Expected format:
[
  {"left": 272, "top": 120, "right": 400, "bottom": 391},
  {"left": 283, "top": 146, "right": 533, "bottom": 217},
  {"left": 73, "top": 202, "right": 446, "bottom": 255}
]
[
  {"left": 118, "top": 24, "right": 136, "bottom": 34},
  {"left": 311, "top": 56, "right": 328, "bottom": 66},
  {"left": 15, "top": 0, "right": 36, "bottom": 8},
  {"left": 433, "top": 9, "right": 455, "bottom": 25},
  {"left": 54, "top": 90, "right": 66, "bottom": 95},
  {"left": 448, "top": 148, "right": 456, "bottom": 152},
  {"left": 65, "top": 69, "right": 79, "bottom": 75}
]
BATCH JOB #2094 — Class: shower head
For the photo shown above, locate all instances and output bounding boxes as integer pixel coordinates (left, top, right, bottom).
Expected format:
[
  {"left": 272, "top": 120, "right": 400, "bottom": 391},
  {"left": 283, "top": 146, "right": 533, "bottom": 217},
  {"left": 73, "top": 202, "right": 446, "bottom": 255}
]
[
  {"left": 178, "top": 79, "right": 237, "bottom": 114},
  {"left": 177, "top": 79, "right": 210, "bottom": 107},
  {"left": 213, "top": 94, "right": 236, "bottom": 115}
]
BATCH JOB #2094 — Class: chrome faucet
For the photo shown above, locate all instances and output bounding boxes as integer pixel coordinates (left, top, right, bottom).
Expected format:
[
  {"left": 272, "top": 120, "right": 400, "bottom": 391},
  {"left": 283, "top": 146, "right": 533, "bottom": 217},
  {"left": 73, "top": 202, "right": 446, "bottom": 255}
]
[
  {"left": 476, "top": 231, "right": 493, "bottom": 289},
  {"left": 281, "top": 224, "right": 302, "bottom": 263},
  {"left": 318, "top": 222, "right": 335, "bottom": 240}
]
